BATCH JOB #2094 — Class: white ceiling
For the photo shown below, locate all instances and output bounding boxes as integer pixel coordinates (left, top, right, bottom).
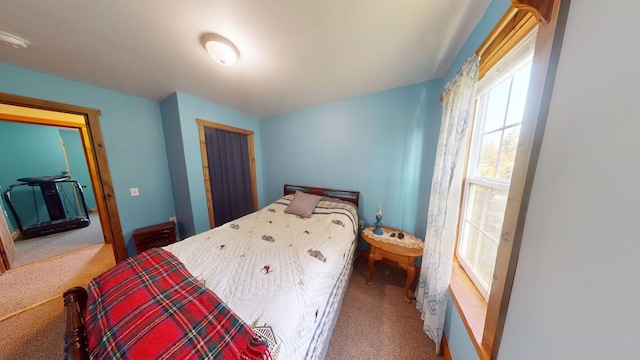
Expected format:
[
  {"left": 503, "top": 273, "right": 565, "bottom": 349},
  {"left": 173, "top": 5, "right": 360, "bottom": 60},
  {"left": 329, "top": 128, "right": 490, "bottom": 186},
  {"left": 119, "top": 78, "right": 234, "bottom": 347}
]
[{"left": 0, "top": 0, "right": 491, "bottom": 118}]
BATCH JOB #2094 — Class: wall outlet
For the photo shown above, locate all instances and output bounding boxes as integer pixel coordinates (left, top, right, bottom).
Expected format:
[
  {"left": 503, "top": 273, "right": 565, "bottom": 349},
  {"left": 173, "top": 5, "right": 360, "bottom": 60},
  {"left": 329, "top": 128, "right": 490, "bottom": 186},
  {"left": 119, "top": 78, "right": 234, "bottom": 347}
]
[
  {"left": 169, "top": 216, "right": 177, "bottom": 223},
  {"left": 129, "top": 187, "right": 139, "bottom": 197},
  {"left": 358, "top": 220, "right": 364, "bottom": 229}
]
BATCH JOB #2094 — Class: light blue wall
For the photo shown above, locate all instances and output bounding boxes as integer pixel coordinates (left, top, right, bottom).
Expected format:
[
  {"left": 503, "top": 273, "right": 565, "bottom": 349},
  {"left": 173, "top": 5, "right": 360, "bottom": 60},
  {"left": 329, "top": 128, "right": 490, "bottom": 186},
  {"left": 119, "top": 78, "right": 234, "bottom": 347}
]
[
  {"left": 59, "top": 128, "right": 97, "bottom": 209},
  {"left": 445, "top": 296, "right": 479, "bottom": 360},
  {"left": 0, "top": 122, "right": 67, "bottom": 230},
  {"left": 439, "top": 0, "right": 512, "bottom": 356},
  {"left": 159, "top": 93, "right": 194, "bottom": 239},
  {"left": 259, "top": 80, "right": 442, "bottom": 243},
  {"left": 159, "top": 92, "right": 262, "bottom": 237},
  {"left": 0, "top": 61, "right": 176, "bottom": 256}
]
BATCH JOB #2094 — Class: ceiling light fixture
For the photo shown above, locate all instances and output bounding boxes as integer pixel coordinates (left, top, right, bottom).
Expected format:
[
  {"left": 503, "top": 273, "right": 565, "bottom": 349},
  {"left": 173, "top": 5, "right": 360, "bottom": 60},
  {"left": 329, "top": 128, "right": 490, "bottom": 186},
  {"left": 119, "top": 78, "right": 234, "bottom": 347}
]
[
  {"left": 201, "top": 33, "right": 240, "bottom": 66},
  {"left": 0, "top": 30, "right": 30, "bottom": 49}
]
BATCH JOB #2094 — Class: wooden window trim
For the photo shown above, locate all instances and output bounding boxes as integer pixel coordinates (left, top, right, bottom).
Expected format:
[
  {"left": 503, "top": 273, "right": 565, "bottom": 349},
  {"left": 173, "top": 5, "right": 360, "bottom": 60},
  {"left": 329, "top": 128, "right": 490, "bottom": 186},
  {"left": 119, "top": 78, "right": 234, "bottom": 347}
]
[
  {"left": 196, "top": 119, "right": 258, "bottom": 229},
  {"left": 476, "top": 9, "right": 538, "bottom": 80},
  {"left": 449, "top": 0, "right": 571, "bottom": 359}
]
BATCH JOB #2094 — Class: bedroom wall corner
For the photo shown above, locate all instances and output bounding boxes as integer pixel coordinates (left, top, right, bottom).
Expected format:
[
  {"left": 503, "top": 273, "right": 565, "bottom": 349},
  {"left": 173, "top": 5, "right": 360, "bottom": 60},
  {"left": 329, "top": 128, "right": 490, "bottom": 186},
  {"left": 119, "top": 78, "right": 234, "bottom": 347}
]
[
  {"left": 259, "top": 80, "right": 442, "bottom": 243},
  {"left": 161, "top": 92, "right": 262, "bottom": 236},
  {"left": 160, "top": 93, "right": 195, "bottom": 240}
]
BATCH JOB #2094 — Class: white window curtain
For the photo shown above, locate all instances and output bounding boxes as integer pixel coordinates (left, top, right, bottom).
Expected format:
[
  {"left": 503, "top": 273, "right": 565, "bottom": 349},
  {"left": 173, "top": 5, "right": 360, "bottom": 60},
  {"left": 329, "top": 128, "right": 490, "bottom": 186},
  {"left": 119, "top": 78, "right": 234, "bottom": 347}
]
[{"left": 416, "top": 55, "right": 479, "bottom": 353}]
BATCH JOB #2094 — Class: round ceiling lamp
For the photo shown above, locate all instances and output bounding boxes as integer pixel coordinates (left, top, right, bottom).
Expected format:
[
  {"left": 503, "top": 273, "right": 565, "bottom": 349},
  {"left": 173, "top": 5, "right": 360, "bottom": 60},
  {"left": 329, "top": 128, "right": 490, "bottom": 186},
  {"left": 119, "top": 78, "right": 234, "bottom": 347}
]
[
  {"left": 201, "top": 33, "right": 239, "bottom": 66},
  {"left": 0, "top": 30, "right": 30, "bottom": 49}
]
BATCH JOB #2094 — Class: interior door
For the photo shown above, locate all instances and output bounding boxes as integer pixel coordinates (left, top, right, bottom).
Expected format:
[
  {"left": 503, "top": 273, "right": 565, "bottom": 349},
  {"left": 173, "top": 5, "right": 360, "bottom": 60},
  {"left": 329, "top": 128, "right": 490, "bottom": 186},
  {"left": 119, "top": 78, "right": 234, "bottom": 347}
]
[
  {"left": 0, "top": 198, "right": 16, "bottom": 271},
  {"left": 197, "top": 119, "right": 258, "bottom": 228}
]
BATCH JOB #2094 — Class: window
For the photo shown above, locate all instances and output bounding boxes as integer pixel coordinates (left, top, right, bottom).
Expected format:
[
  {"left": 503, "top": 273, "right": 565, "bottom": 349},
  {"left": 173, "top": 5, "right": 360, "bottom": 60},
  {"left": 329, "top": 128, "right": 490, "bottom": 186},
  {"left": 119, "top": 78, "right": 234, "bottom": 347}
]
[
  {"left": 444, "top": 1, "right": 571, "bottom": 358},
  {"left": 457, "top": 32, "right": 536, "bottom": 300}
]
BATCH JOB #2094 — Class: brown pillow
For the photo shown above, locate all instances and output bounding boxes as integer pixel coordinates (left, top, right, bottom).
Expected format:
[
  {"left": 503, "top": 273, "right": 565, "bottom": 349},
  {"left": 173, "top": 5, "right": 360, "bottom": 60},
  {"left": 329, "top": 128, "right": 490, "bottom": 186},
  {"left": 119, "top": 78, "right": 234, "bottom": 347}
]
[{"left": 284, "top": 191, "right": 322, "bottom": 218}]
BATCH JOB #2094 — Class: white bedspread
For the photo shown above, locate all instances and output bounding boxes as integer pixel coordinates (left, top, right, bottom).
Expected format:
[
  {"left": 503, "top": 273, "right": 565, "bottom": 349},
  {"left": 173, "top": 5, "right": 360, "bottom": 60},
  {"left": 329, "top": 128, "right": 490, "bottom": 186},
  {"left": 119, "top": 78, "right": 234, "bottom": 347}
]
[{"left": 164, "top": 195, "right": 358, "bottom": 359}]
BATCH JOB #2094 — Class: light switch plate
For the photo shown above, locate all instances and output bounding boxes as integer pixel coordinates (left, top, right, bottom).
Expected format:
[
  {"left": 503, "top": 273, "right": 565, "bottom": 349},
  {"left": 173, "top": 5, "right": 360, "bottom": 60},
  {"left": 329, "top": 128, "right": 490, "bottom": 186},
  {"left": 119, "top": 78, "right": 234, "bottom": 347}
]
[{"left": 129, "top": 187, "right": 139, "bottom": 197}]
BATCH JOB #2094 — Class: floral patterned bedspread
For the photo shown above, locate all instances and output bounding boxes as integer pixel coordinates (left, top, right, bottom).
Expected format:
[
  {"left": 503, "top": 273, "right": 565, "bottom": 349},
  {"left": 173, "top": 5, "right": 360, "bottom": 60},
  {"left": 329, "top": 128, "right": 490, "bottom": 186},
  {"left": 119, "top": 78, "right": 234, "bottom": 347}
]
[{"left": 164, "top": 195, "right": 358, "bottom": 359}]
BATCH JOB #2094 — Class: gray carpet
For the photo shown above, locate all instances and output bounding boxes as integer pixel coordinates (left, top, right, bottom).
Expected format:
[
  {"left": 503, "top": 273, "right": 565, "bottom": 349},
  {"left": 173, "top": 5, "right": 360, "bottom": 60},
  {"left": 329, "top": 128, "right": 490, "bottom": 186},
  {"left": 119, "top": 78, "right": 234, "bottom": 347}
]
[{"left": 12, "top": 213, "right": 104, "bottom": 268}]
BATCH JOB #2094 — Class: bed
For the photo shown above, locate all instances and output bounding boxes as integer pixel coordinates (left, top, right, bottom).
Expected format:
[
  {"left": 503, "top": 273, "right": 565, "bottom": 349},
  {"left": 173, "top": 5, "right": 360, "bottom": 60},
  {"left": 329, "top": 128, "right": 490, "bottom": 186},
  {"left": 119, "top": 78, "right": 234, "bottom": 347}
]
[{"left": 63, "top": 184, "right": 360, "bottom": 360}]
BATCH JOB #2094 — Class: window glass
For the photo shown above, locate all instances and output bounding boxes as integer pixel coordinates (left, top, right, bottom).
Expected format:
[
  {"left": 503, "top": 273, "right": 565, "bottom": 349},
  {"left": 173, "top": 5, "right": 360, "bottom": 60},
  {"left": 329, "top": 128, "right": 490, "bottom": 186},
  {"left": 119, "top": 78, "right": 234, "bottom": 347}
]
[
  {"left": 477, "top": 233, "right": 499, "bottom": 286},
  {"left": 497, "top": 125, "right": 520, "bottom": 180},
  {"left": 457, "top": 31, "right": 536, "bottom": 300},
  {"left": 483, "top": 188, "right": 508, "bottom": 239},
  {"left": 483, "top": 80, "right": 511, "bottom": 133},
  {"left": 505, "top": 63, "right": 533, "bottom": 126},
  {"left": 477, "top": 131, "right": 501, "bottom": 178},
  {"left": 469, "top": 185, "right": 486, "bottom": 225},
  {"left": 460, "top": 222, "right": 480, "bottom": 266}
]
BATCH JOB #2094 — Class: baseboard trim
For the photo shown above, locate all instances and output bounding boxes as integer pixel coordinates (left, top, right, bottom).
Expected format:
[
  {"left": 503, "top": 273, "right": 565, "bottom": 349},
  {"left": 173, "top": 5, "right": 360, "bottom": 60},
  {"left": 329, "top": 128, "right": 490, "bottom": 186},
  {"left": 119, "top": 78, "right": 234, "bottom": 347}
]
[
  {"left": 443, "top": 334, "right": 452, "bottom": 360},
  {"left": 0, "top": 294, "right": 59, "bottom": 322},
  {"left": 8, "top": 243, "right": 104, "bottom": 271}
]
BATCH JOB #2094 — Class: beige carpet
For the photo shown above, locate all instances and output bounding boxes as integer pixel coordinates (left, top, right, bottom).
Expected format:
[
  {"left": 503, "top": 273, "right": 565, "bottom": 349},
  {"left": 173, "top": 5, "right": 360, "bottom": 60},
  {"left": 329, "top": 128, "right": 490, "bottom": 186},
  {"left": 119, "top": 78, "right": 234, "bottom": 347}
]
[
  {"left": 0, "top": 244, "right": 114, "bottom": 320},
  {"left": 325, "top": 254, "right": 441, "bottom": 360},
  {"left": 0, "top": 244, "right": 115, "bottom": 360},
  {"left": 0, "top": 298, "right": 65, "bottom": 360},
  {"left": 12, "top": 213, "right": 104, "bottom": 268}
]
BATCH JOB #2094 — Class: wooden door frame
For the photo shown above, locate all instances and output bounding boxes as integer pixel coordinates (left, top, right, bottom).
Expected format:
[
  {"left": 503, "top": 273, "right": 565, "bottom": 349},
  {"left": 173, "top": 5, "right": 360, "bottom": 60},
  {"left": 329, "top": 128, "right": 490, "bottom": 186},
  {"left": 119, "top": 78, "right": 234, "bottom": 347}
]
[
  {"left": 196, "top": 119, "right": 258, "bottom": 229},
  {"left": 0, "top": 92, "right": 127, "bottom": 263},
  {"left": 0, "top": 199, "right": 14, "bottom": 273}
]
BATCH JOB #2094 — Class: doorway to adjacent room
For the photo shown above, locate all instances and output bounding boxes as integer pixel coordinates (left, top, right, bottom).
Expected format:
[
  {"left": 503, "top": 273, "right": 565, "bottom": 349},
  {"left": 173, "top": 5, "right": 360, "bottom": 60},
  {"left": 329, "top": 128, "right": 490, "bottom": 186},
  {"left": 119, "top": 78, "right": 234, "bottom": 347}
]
[{"left": 0, "top": 92, "right": 126, "bottom": 272}]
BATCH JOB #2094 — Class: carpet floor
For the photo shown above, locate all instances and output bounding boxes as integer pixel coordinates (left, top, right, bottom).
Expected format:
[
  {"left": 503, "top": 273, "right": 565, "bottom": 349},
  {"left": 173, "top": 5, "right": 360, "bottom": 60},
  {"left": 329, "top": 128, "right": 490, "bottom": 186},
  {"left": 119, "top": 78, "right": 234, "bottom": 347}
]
[
  {"left": 0, "top": 298, "right": 64, "bottom": 360},
  {"left": 325, "top": 254, "right": 440, "bottom": 360},
  {"left": 0, "top": 249, "right": 439, "bottom": 359},
  {"left": 0, "top": 245, "right": 115, "bottom": 360},
  {"left": 12, "top": 213, "right": 104, "bottom": 268},
  {"left": 0, "top": 244, "right": 114, "bottom": 319}
]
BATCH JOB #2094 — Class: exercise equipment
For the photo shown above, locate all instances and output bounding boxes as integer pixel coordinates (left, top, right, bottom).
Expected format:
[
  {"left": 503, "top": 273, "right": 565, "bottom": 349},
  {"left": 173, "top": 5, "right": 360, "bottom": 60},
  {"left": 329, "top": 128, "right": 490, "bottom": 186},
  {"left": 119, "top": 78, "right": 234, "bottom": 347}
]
[{"left": 3, "top": 175, "right": 90, "bottom": 239}]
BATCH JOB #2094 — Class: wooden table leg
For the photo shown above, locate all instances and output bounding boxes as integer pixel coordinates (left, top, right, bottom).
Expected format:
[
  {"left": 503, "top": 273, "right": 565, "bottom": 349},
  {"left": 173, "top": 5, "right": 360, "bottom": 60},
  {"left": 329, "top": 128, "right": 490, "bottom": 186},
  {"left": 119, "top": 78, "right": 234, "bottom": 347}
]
[
  {"left": 404, "top": 264, "right": 416, "bottom": 303},
  {"left": 366, "top": 250, "right": 375, "bottom": 286}
]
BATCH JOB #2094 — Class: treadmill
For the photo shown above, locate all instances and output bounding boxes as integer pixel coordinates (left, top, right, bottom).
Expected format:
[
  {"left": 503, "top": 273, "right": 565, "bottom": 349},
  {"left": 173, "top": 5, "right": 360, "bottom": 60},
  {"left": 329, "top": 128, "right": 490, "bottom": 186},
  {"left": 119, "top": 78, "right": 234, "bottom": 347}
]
[{"left": 3, "top": 175, "right": 91, "bottom": 239}]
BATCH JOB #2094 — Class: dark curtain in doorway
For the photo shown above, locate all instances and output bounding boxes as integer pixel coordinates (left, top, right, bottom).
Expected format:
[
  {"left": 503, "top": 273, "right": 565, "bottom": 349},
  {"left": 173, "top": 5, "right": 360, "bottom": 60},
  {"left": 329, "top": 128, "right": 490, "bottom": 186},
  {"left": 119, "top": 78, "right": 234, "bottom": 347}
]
[{"left": 204, "top": 127, "right": 254, "bottom": 226}]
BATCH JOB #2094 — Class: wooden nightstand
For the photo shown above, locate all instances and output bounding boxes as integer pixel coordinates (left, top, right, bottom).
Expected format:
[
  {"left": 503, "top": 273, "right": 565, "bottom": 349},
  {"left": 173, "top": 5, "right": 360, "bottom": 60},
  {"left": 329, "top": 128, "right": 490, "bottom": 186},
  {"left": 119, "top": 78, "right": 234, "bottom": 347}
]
[
  {"left": 362, "top": 226, "right": 424, "bottom": 303},
  {"left": 132, "top": 221, "right": 177, "bottom": 254}
]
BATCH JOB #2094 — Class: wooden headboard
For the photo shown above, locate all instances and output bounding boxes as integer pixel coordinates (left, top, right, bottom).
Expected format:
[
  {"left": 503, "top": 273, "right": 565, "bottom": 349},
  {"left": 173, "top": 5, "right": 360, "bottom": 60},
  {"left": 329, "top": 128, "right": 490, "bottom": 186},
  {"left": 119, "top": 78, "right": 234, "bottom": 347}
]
[{"left": 283, "top": 184, "right": 360, "bottom": 207}]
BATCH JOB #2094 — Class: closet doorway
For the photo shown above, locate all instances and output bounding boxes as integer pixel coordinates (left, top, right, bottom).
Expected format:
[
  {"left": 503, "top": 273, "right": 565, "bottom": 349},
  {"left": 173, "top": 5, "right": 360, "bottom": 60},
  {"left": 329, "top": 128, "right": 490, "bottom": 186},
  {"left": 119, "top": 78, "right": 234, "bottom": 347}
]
[
  {"left": 197, "top": 119, "right": 257, "bottom": 228},
  {"left": 0, "top": 92, "right": 126, "bottom": 272}
]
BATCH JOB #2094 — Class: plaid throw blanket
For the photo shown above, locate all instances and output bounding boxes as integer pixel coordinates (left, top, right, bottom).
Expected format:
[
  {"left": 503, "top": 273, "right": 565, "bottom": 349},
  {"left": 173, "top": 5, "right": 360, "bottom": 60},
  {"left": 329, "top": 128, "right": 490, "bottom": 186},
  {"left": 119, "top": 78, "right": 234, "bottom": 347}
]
[{"left": 85, "top": 248, "right": 271, "bottom": 360}]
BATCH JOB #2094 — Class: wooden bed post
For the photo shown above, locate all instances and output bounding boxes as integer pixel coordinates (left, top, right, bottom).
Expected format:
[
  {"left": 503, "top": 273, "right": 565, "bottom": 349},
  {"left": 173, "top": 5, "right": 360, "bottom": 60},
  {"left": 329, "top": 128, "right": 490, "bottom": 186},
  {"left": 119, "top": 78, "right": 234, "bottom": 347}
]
[{"left": 63, "top": 287, "right": 90, "bottom": 360}]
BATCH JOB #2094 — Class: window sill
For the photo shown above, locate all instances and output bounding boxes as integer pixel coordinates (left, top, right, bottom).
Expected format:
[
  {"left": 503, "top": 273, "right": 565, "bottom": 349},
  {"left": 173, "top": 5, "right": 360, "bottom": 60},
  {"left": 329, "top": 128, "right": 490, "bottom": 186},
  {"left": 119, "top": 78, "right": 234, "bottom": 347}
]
[{"left": 449, "top": 258, "right": 491, "bottom": 360}]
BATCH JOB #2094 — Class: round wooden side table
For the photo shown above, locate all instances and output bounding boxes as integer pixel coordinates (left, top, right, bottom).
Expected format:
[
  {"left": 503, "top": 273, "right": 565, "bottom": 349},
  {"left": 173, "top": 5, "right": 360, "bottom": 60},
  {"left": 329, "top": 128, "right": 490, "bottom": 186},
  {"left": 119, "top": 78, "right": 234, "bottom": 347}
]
[{"left": 362, "top": 226, "right": 424, "bottom": 303}]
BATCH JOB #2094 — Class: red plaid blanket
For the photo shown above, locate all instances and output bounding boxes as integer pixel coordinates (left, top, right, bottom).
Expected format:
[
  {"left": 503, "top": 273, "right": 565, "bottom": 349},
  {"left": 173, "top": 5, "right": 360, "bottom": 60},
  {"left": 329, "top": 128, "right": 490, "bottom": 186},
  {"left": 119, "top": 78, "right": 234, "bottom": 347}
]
[{"left": 85, "top": 248, "right": 271, "bottom": 360}]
